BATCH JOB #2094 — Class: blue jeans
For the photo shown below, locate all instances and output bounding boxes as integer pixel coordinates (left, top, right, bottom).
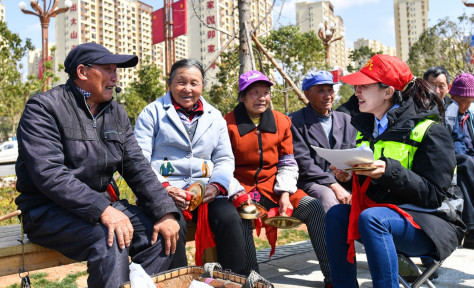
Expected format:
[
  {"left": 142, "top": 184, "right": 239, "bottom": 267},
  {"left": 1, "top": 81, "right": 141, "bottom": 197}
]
[{"left": 325, "top": 204, "right": 436, "bottom": 288}]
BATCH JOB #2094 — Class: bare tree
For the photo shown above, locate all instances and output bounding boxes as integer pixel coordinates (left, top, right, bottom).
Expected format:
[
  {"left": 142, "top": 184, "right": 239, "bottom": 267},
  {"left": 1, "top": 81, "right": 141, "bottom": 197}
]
[{"left": 238, "top": 0, "right": 253, "bottom": 74}]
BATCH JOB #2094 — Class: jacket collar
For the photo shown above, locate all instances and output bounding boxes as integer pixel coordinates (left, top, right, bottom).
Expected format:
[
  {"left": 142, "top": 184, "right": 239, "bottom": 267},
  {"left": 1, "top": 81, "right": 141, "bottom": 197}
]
[
  {"left": 66, "top": 78, "right": 112, "bottom": 116},
  {"left": 351, "top": 97, "right": 439, "bottom": 141},
  {"left": 234, "top": 102, "right": 277, "bottom": 136}
]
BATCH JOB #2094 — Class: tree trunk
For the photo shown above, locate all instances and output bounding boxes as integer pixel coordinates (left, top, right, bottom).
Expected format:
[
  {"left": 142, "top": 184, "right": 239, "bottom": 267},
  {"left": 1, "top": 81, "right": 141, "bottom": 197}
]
[{"left": 238, "top": 0, "right": 253, "bottom": 74}]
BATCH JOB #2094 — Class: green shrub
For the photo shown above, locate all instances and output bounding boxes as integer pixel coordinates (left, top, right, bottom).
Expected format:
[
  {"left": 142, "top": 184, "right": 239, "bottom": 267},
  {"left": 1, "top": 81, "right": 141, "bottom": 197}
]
[{"left": 0, "top": 176, "right": 20, "bottom": 226}]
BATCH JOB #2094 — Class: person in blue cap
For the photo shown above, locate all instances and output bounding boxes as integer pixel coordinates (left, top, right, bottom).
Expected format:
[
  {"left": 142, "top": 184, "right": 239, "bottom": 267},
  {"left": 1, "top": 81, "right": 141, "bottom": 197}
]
[
  {"left": 290, "top": 70, "right": 357, "bottom": 212},
  {"left": 15, "top": 42, "right": 180, "bottom": 288}
]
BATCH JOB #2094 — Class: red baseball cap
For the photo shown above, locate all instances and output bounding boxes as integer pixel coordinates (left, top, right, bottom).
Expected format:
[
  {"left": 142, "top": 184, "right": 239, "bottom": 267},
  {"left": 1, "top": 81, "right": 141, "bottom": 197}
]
[{"left": 340, "top": 54, "right": 413, "bottom": 91}]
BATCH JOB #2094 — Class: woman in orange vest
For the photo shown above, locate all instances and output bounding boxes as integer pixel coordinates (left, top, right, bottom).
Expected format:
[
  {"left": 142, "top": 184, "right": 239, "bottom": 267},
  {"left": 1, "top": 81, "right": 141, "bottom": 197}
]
[{"left": 224, "top": 70, "right": 332, "bottom": 288}]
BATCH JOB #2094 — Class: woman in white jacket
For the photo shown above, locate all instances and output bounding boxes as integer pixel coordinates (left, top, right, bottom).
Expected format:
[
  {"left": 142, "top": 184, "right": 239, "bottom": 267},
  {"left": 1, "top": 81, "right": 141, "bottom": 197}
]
[{"left": 134, "top": 59, "right": 247, "bottom": 274}]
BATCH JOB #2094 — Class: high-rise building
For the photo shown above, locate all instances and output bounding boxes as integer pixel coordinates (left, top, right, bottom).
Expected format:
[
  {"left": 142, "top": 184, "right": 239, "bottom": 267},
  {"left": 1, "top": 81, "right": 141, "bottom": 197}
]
[
  {"left": 295, "top": 1, "right": 346, "bottom": 69},
  {"left": 393, "top": 0, "right": 429, "bottom": 61},
  {"left": 186, "top": 0, "right": 273, "bottom": 83},
  {"left": 28, "top": 49, "right": 43, "bottom": 78},
  {"left": 54, "top": 0, "right": 180, "bottom": 89},
  {"left": 352, "top": 38, "right": 396, "bottom": 69},
  {"left": 0, "top": 0, "right": 5, "bottom": 23}
]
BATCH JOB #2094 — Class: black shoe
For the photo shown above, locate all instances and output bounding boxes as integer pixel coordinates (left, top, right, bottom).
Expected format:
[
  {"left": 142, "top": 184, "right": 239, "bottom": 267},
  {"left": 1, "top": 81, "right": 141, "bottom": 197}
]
[{"left": 463, "top": 230, "right": 474, "bottom": 249}]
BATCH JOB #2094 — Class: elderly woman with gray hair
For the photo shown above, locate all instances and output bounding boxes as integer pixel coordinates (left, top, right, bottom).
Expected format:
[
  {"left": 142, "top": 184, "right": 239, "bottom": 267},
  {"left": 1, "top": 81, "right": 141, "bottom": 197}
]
[{"left": 134, "top": 59, "right": 247, "bottom": 274}]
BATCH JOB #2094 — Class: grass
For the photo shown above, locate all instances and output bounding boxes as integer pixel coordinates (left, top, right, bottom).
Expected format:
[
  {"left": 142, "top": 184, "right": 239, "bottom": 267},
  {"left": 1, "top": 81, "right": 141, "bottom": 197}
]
[
  {"left": 5, "top": 271, "right": 88, "bottom": 288},
  {"left": 1, "top": 176, "right": 310, "bottom": 287}
]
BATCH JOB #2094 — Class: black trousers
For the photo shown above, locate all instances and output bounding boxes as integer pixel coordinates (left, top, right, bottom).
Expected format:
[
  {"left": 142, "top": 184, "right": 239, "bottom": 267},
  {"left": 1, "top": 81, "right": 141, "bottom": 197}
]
[
  {"left": 172, "top": 198, "right": 247, "bottom": 275},
  {"left": 457, "top": 154, "right": 474, "bottom": 230},
  {"left": 22, "top": 200, "right": 173, "bottom": 288}
]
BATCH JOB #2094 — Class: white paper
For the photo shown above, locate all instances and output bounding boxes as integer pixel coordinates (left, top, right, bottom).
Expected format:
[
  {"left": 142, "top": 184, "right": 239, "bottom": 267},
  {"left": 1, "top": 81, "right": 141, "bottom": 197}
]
[
  {"left": 189, "top": 280, "right": 213, "bottom": 288},
  {"left": 311, "top": 144, "right": 374, "bottom": 170},
  {"left": 129, "top": 262, "right": 156, "bottom": 288}
]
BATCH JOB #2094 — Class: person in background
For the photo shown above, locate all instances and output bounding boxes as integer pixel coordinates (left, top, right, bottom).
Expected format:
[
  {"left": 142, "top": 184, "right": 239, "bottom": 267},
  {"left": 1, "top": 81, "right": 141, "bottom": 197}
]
[
  {"left": 290, "top": 71, "right": 356, "bottom": 212},
  {"left": 134, "top": 59, "right": 247, "bottom": 274},
  {"left": 423, "top": 66, "right": 466, "bottom": 154},
  {"left": 448, "top": 72, "right": 474, "bottom": 249},
  {"left": 325, "top": 55, "right": 465, "bottom": 287},
  {"left": 224, "top": 70, "right": 333, "bottom": 287},
  {"left": 15, "top": 43, "right": 180, "bottom": 288}
]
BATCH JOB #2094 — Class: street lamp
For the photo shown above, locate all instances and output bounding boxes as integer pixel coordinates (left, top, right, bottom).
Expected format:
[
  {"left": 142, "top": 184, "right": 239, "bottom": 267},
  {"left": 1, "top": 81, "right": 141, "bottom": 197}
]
[
  {"left": 19, "top": 0, "right": 73, "bottom": 91},
  {"left": 317, "top": 17, "right": 345, "bottom": 66}
]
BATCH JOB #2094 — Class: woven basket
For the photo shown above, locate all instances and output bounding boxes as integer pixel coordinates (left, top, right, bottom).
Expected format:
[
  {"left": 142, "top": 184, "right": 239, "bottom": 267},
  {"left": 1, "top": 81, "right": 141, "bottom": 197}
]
[{"left": 121, "top": 263, "right": 273, "bottom": 288}]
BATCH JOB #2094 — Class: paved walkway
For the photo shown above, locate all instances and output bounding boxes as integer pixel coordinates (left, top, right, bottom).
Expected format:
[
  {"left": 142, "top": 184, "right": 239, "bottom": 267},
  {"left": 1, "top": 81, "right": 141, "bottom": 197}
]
[{"left": 256, "top": 240, "right": 474, "bottom": 288}]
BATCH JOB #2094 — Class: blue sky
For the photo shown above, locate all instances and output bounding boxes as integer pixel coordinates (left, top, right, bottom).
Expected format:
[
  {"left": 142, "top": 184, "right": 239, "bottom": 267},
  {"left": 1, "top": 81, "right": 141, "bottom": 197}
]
[{"left": 2, "top": 0, "right": 472, "bottom": 75}]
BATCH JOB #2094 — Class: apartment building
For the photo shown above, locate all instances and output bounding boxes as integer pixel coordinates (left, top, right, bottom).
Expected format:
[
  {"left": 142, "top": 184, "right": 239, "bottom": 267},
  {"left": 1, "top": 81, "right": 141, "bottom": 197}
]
[
  {"left": 352, "top": 38, "right": 396, "bottom": 69},
  {"left": 0, "top": 0, "right": 5, "bottom": 23},
  {"left": 295, "top": 1, "right": 346, "bottom": 69},
  {"left": 54, "top": 0, "right": 157, "bottom": 88},
  {"left": 393, "top": 0, "right": 429, "bottom": 61},
  {"left": 186, "top": 0, "right": 273, "bottom": 83},
  {"left": 27, "top": 49, "right": 43, "bottom": 78}
]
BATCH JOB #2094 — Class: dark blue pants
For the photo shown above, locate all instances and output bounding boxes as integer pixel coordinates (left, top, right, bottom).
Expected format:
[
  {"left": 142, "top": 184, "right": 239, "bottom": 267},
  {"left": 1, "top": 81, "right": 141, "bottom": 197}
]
[
  {"left": 456, "top": 154, "right": 474, "bottom": 230},
  {"left": 325, "top": 205, "right": 436, "bottom": 288},
  {"left": 22, "top": 200, "right": 173, "bottom": 288}
]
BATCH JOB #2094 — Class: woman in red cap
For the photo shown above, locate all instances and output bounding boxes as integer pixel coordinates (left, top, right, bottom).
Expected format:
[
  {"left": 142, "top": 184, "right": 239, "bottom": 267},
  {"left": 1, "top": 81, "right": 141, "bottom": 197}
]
[
  {"left": 224, "top": 70, "right": 332, "bottom": 287},
  {"left": 325, "top": 55, "right": 466, "bottom": 287}
]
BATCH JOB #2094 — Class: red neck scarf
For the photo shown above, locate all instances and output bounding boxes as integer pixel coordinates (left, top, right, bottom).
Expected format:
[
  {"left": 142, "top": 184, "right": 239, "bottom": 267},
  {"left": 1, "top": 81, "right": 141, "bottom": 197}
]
[{"left": 346, "top": 173, "right": 421, "bottom": 263}]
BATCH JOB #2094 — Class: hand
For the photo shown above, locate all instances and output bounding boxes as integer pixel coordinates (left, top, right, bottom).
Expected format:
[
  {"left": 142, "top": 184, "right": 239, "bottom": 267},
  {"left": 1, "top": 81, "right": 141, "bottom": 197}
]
[
  {"left": 354, "top": 160, "right": 386, "bottom": 179},
  {"left": 151, "top": 213, "right": 180, "bottom": 255},
  {"left": 202, "top": 184, "right": 220, "bottom": 203},
  {"left": 330, "top": 165, "right": 352, "bottom": 182},
  {"left": 100, "top": 206, "right": 134, "bottom": 249},
  {"left": 231, "top": 191, "right": 252, "bottom": 206},
  {"left": 278, "top": 192, "right": 293, "bottom": 216},
  {"left": 167, "top": 186, "right": 190, "bottom": 210},
  {"left": 330, "top": 183, "right": 352, "bottom": 204}
]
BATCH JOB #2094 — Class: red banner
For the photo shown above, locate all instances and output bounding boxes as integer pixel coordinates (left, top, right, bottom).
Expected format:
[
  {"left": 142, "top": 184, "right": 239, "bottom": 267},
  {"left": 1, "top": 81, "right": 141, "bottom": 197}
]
[
  {"left": 173, "top": 0, "right": 187, "bottom": 37},
  {"left": 152, "top": 8, "right": 165, "bottom": 44}
]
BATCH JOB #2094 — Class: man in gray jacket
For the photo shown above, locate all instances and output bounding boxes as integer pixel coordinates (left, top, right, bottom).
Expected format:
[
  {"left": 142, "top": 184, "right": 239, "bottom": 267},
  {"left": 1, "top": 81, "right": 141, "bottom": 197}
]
[
  {"left": 15, "top": 43, "right": 180, "bottom": 288},
  {"left": 290, "top": 71, "right": 357, "bottom": 212}
]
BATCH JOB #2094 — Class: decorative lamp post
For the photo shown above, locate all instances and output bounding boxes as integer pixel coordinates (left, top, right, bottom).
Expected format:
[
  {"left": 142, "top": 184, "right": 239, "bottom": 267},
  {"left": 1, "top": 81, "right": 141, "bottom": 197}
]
[
  {"left": 317, "top": 17, "right": 345, "bottom": 65},
  {"left": 19, "top": 0, "right": 73, "bottom": 91}
]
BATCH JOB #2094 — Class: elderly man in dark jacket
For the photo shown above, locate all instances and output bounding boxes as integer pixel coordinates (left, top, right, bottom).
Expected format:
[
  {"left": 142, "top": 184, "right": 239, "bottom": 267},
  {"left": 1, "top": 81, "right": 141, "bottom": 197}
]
[
  {"left": 290, "top": 71, "right": 357, "bottom": 212},
  {"left": 15, "top": 43, "right": 180, "bottom": 288}
]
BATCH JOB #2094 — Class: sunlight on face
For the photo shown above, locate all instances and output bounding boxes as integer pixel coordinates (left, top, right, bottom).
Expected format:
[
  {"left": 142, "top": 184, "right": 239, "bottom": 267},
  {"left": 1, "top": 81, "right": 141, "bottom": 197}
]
[
  {"left": 169, "top": 66, "right": 203, "bottom": 111},
  {"left": 240, "top": 82, "right": 271, "bottom": 118},
  {"left": 305, "top": 84, "right": 335, "bottom": 115}
]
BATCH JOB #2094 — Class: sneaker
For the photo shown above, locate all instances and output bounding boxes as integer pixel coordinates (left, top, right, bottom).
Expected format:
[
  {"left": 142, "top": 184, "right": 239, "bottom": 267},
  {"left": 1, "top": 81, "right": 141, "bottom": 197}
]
[{"left": 463, "top": 230, "right": 474, "bottom": 249}]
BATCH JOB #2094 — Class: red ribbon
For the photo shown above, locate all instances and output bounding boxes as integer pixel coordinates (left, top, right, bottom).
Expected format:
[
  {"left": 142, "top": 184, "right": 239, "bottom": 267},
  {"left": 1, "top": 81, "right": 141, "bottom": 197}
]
[
  {"left": 232, "top": 194, "right": 250, "bottom": 208},
  {"left": 346, "top": 173, "right": 420, "bottom": 263},
  {"left": 194, "top": 203, "right": 216, "bottom": 266},
  {"left": 185, "top": 191, "right": 193, "bottom": 201},
  {"left": 106, "top": 183, "right": 119, "bottom": 202},
  {"left": 255, "top": 207, "right": 293, "bottom": 259}
]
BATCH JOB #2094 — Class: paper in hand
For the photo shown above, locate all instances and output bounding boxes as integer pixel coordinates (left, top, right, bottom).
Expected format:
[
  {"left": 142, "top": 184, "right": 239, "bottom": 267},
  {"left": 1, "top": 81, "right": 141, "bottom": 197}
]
[{"left": 311, "top": 144, "right": 375, "bottom": 171}]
